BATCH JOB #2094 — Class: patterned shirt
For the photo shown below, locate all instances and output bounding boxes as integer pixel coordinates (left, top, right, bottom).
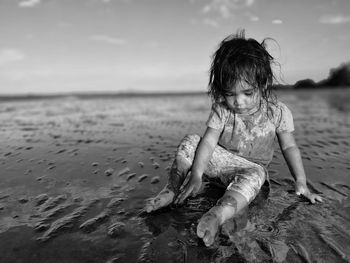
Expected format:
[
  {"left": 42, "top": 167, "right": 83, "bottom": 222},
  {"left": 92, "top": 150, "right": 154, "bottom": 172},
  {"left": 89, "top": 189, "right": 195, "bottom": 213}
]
[{"left": 206, "top": 100, "right": 294, "bottom": 166}]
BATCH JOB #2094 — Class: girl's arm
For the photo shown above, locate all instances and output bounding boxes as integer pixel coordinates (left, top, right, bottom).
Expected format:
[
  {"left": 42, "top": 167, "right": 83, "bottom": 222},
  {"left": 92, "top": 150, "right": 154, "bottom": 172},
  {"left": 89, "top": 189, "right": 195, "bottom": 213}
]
[
  {"left": 175, "top": 127, "right": 221, "bottom": 204},
  {"left": 277, "top": 132, "right": 322, "bottom": 203}
]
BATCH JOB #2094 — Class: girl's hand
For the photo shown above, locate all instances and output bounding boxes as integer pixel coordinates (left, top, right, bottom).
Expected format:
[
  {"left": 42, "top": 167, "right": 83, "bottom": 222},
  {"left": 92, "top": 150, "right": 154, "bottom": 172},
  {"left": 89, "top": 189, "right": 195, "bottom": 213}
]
[
  {"left": 295, "top": 181, "right": 323, "bottom": 204},
  {"left": 174, "top": 171, "right": 202, "bottom": 204}
]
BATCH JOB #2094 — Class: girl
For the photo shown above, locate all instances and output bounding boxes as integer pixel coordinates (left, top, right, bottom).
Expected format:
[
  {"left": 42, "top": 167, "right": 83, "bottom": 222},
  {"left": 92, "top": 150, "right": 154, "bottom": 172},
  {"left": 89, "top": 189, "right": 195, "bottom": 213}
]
[{"left": 145, "top": 30, "right": 322, "bottom": 247}]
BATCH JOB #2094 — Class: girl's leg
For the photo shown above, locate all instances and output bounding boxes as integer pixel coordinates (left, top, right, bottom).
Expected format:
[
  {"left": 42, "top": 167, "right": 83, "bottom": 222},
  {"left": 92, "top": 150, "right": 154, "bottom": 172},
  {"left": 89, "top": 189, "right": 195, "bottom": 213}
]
[
  {"left": 197, "top": 165, "right": 266, "bottom": 246},
  {"left": 145, "top": 134, "right": 201, "bottom": 213}
]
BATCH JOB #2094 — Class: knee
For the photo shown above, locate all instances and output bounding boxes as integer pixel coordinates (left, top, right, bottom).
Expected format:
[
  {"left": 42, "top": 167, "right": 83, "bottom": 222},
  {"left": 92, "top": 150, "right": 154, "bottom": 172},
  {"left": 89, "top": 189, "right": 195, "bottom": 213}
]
[
  {"left": 251, "top": 165, "right": 267, "bottom": 185},
  {"left": 178, "top": 134, "right": 201, "bottom": 152},
  {"left": 226, "top": 166, "right": 266, "bottom": 204},
  {"left": 183, "top": 134, "right": 201, "bottom": 145}
]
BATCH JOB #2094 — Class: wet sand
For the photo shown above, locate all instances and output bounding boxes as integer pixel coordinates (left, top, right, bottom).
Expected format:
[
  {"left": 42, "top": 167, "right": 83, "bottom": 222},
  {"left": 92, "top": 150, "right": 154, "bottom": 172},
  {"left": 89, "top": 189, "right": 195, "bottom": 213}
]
[{"left": 0, "top": 88, "right": 349, "bottom": 263}]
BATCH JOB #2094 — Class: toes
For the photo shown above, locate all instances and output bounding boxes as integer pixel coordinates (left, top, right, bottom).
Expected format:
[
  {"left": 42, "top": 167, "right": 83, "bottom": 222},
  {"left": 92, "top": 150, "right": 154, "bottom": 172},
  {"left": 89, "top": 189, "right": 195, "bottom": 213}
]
[
  {"left": 315, "top": 196, "right": 323, "bottom": 202},
  {"left": 197, "top": 219, "right": 209, "bottom": 238},
  {"left": 145, "top": 195, "right": 170, "bottom": 213},
  {"left": 145, "top": 198, "right": 155, "bottom": 205},
  {"left": 197, "top": 213, "right": 219, "bottom": 246},
  {"left": 145, "top": 200, "right": 156, "bottom": 212},
  {"left": 145, "top": 191, "right": 175, "bottom": 213},
  {"left": 145, "top": 201, "right": 155, "bottom": 213},
  {"left": 145, "top": 198, "right": 159, "bottom": 213},
  {"left": 196, "top": 224, "right": 205, "bottom": 238},
  {"left": 203, "top": 232, "right": 214, "bottom": 247}
]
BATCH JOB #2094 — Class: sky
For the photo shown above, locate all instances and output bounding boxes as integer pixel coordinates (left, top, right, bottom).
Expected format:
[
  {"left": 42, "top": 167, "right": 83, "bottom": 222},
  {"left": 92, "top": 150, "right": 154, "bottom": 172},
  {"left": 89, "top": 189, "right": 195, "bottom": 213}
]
[{"left": 0, "top": 0, "right": 349, "bottom": 95}]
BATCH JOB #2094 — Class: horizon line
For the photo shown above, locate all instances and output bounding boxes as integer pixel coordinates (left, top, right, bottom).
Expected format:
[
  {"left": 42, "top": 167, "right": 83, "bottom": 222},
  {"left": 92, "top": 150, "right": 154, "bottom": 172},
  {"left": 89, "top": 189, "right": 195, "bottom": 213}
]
[
  {"left": 0, "top": 90, "right": 208, "bottom": 101},
  {"left": 1, "top": 85, "right": 348, "bottom": 101}
]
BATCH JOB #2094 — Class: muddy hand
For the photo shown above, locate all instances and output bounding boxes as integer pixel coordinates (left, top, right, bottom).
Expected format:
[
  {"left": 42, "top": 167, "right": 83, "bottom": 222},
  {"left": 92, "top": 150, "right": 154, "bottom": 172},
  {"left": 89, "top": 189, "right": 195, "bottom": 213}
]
[
  {"left": 174, "top": 171, "right": 202, "bottom": 204},
  {"left": 295, "top": 181, "right": 323, "bottom": 204}
]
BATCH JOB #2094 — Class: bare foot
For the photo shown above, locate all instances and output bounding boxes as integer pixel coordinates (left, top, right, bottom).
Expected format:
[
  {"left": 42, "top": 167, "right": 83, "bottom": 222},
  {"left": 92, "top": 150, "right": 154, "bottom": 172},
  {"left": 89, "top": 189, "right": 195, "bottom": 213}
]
[
  {"left": 196, "top": 208, "right": 221, "bottom": 247},
  {"left": 145, "top": 189, "right": 175, "bottom": 213}
]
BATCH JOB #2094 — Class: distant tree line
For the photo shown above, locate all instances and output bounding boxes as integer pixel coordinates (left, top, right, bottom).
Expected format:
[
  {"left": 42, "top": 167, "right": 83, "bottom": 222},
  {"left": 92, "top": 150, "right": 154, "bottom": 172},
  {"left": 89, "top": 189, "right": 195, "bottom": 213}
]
[{"left": 274, "top": 62, "right": 350, "bottom": 89}]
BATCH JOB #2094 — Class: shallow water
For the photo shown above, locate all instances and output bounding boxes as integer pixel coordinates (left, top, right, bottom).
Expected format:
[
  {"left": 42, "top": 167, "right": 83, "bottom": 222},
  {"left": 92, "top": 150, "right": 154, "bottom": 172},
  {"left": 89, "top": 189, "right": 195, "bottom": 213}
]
[{"left": 0, "top": 88, "right": 349, "bottom": 262}]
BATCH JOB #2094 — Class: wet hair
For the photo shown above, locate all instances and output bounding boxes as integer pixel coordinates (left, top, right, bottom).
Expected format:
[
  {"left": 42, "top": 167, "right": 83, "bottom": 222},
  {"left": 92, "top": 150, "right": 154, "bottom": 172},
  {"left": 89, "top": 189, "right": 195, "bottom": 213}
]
[{"left": 208, "top": 30, "right": 277, "bottom": 104}]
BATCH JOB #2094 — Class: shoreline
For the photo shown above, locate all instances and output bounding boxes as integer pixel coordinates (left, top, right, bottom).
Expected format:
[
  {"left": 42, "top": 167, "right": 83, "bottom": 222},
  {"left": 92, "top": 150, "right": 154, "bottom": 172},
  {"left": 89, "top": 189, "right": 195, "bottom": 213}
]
[{"left": 0, "top": 86, "right": 349, "bottom": 102}]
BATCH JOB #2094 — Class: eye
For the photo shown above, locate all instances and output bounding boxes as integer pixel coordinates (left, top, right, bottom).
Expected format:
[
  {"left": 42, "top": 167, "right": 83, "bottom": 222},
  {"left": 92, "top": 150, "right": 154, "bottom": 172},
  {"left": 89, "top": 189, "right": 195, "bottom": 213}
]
[
  {"left": 224, "top": 91, "right": 235, "bottom": 97},
  {"left": 244, "top": 91, "right": 254, "bottom": 96}
]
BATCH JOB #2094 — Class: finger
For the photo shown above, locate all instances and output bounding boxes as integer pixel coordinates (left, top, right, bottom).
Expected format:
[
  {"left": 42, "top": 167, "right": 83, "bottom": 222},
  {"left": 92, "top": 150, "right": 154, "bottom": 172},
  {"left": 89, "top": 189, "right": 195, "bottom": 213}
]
[
  {"left": 179, "top": 172, "right": 191, "bottom": 191},
  {"left": 309, "top": 196, "right": 316, "bottom": 204},
  {"left": 178, "top": 187, "right": 192, "bottom": 204},
  {"left": 174, "top": 187, "right": 187, "bottom": 204},
  {"left": 179, "top": 182, "right": 188, "bottom": 192},
  {"left": 191, "top": 185, "right": 201, "bottom": 197},
  {"left": 176, "top": 186, "right": 193, "bottom": 204},
  {"left": 174, "top": 191, "right": 183, "bottom": 204},
  {"left": 299, "top": 191, "right": 313, "bottom": 203},
  {"left": 314, "top": 195, "right": 323, "bottom": 203},
  {"left": 304, "top": 192, "right": 316, "bottom": 203},
  {"left": 191, "top": 191, "right": 197, "bottom": 197},
  {"left": 305, "top": 192, "right": 317, "bottom": 204}
]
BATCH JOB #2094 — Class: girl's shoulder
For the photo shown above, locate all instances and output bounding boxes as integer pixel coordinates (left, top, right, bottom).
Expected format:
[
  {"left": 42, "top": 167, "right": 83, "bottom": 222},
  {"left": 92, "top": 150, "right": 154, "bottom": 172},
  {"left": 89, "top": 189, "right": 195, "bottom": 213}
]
[
  {"left": 206, "top": 101, "right": 231, "bottom": 130},
  {"left": 265, "top": 99, "right": 294, "bottom": 131},
  {"left": 208, "top": 101, "right": 232, "bottom": 124},
  {"left": 265, "top": 99, "right": 292, "bottom": 114}
]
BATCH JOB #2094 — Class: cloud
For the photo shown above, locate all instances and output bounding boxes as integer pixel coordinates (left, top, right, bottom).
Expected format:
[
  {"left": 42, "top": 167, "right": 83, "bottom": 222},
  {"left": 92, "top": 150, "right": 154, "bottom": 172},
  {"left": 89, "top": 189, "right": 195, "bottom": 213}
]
[
  {"left": 203, "top": 18, "right": 219, "bottom": 27},
  {"left": 90, "top": 35, "right": 127, "bottom": 45},
  {"left": 319, "top": 15, "right": 350, "bottom": 24},
  {"left": 202, "top": 0, "right": 255, "bottom": 19},
  {"left": 0, "top": 49, "right": 25, "bottom": 66},
  {"left": 18, "top": 0, "right": 41, "bottom": 8},
  {"left": 248, "top": 14, "right": 259, "bottom": 22},
  {"left": 272, "top": 19, "right": 283, "bottom": 24}
]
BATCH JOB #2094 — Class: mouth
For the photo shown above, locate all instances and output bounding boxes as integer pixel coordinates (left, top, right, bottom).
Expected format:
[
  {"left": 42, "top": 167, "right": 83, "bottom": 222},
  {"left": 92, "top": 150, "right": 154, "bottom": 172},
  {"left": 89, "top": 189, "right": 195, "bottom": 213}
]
[
  {"left": 234, "top": 107, "right": 257, "bottom": 115},
  {"left": 234, "top": 107, "right": 245, "bottom": 113}
]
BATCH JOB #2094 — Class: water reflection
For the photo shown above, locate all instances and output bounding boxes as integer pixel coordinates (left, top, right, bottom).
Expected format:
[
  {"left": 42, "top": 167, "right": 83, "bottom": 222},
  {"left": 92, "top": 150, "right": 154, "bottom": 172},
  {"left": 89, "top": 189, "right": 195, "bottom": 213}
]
[{"left": 326, "top": 92, "right": 350, "bottom": 112}]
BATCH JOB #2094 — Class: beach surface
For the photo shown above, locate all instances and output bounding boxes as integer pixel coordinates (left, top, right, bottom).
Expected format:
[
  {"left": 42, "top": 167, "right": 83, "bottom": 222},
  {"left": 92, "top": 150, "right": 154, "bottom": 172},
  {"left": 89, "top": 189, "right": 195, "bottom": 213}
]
[{"left": 0, "top": 88, "right": 349, "bottom": 263}]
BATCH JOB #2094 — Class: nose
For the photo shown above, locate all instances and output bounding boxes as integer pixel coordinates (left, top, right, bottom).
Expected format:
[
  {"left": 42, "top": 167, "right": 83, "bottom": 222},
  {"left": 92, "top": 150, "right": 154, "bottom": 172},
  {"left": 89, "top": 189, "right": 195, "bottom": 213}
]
[{"left": 234, "top": 95, "right": 243, "bottom": 106}]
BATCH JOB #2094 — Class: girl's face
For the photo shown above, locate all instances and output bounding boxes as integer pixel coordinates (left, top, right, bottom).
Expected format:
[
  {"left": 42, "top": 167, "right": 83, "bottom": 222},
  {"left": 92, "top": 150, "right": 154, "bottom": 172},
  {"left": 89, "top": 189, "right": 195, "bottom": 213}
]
[{"left": 224, "top": 81, "right": 261, "bottom": 114}]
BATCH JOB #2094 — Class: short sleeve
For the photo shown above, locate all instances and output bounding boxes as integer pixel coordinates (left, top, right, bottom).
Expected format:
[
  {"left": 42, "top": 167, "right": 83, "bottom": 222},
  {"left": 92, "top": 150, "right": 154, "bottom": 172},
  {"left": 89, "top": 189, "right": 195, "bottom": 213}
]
[
  {"left": 276, "top": 102, "right": 294, "bottom": 133},
  {"left": 206, "top": 103, "right": 226, "bottom": 130}
]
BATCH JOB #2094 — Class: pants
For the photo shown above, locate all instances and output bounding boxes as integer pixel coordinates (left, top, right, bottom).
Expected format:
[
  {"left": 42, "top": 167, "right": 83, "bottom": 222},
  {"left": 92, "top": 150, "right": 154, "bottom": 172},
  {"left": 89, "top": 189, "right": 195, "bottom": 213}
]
[{"left": 166, "top": 134, "right": 267, "bottom": 203}]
